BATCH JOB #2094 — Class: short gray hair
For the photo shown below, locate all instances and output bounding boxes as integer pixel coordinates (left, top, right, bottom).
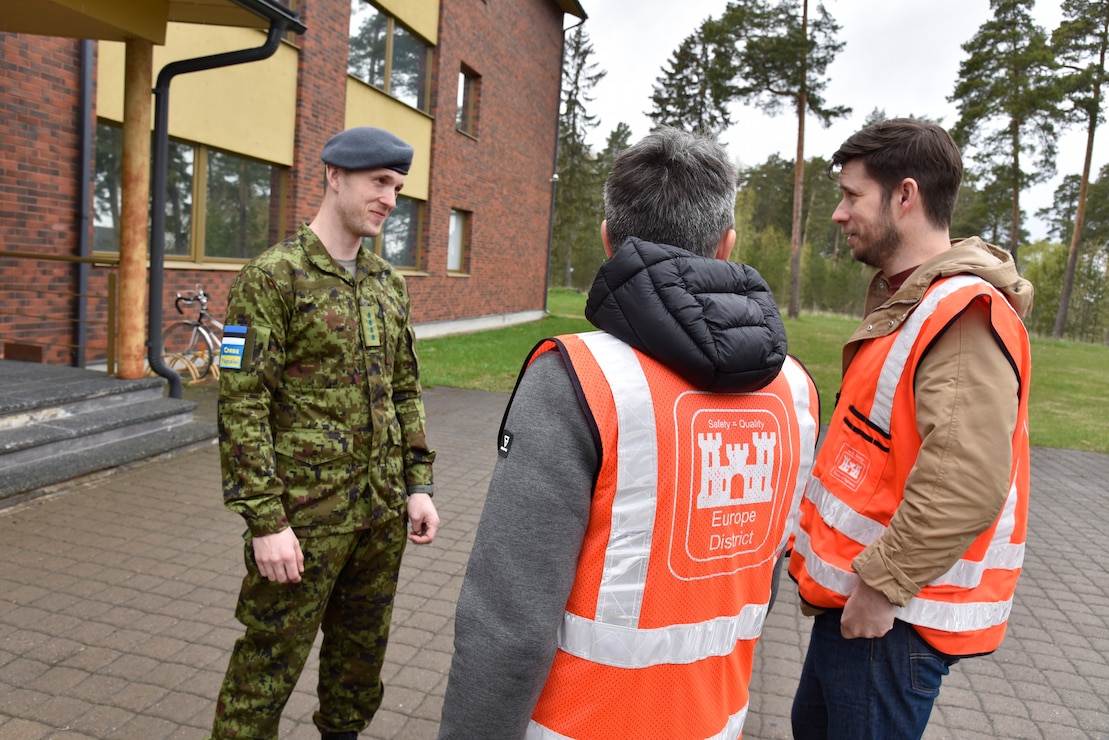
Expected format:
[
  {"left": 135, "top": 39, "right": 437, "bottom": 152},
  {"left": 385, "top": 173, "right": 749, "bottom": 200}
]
[{"left": 603, "top": 126, "right": 737, "bottom": 258}]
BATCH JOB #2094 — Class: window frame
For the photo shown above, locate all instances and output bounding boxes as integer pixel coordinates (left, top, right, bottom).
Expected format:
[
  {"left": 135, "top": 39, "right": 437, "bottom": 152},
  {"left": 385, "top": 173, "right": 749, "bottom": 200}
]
[
  {"left": 92, "top": 119, "right": 287, "bottom": 265},
  {"left": 456, "top": 66, "right": 481, "bottom": 138},
  {"left": 447, "top": 208, "right": 471, "bottom": 275},
  {"left": 348, "top": 1, "right": 433, "bottom": 113}
]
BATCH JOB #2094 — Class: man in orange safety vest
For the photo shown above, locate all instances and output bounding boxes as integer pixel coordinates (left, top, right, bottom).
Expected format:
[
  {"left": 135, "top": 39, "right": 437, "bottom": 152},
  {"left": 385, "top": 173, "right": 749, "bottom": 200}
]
[
  {"left": 438, "top": 126, "right": 820, "bottom": 740},
  {"left": 789, "top": 117, "right": 1034, "bottom": 740}
]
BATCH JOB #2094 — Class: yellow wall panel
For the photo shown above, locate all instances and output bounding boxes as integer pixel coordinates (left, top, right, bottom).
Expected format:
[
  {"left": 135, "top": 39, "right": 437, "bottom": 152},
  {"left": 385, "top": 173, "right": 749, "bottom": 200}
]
[
  {"left": 345, "top": 80, "right": 432, "bottom": 201},
  {"left": 96, "top": 41, "right": 126, "bottom": 120},
  {"left": 97, "top": 24, "right": 298, "bottom": 165},
  {"left": 374, "top": 0, "right": 438, "bottom": 43}
]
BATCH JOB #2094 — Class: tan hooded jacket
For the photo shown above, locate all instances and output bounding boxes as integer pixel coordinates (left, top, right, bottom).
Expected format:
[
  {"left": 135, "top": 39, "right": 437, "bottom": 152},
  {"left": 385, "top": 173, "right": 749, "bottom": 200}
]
[{"left": 826, "top": 237, "right": 1034, "bottom": 609}]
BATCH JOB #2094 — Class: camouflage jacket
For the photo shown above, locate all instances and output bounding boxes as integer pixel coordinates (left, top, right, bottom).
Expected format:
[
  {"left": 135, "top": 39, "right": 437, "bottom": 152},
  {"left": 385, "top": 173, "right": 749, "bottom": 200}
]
[{"left": 217, "top": 223, "right": 435, "bottom": 537}]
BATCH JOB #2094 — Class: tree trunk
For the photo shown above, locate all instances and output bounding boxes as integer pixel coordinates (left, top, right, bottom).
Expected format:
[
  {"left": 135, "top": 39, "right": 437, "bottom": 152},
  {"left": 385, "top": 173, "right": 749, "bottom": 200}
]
[
  {"left": 1053, "top": 116, "right": 1096, "bottom": 338},
  {"left": 1009, "top": 112, "right": 1022, "bottom": 269},
  {"left": 788, "top": 0, "right": 809, "bottom": 320},
  {"left": 789, "top": 94, "right": 806, "bottom": 319},
  {"left": 1054, "top": 24, "right": 1106, "bottom": 338}
]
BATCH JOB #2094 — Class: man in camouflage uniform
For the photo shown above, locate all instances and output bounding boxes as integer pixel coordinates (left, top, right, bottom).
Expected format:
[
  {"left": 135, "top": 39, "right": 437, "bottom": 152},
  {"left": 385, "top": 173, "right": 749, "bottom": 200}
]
[{"left": 210, "top": 127, "right": 439, "bottom": 740}]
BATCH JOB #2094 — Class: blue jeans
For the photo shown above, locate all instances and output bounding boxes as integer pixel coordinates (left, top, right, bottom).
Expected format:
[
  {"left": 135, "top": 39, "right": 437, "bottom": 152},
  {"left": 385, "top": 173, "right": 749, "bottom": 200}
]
[{"left": 791, "top": 610, "right": 959, "bottom": 740}]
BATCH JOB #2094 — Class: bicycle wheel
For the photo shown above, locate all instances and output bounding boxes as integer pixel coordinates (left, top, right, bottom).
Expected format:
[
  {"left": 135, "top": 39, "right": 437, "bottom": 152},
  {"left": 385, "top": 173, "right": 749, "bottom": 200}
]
[
  {"left": 193, "top": 325, "right": 220, "bottom": 379},
  {"left": 162, "top": 322, "right": 208, "bottom": 380}
]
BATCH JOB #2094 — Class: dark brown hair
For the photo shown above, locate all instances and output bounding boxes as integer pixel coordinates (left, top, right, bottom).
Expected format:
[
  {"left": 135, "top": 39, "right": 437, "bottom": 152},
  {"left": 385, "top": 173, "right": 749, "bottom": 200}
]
[{"left": 828, "top": 118, "right": 962, "bottom": 229}]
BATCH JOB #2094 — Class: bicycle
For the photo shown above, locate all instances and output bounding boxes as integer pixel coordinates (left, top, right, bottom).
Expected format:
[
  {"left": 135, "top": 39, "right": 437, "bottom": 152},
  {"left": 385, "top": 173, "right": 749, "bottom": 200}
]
[{"left": 162, "top": 285, "right": 224, "bottom": 381}]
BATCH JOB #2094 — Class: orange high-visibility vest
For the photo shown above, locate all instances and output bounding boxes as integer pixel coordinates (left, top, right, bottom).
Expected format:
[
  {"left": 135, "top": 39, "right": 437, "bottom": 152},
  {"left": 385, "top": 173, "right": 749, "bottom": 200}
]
[
  {"left": 525, "top": 332, "right": 819, "bottom": 740},
  {"left": 790, "top": 275, "right": 1031, "bottom": 657}
]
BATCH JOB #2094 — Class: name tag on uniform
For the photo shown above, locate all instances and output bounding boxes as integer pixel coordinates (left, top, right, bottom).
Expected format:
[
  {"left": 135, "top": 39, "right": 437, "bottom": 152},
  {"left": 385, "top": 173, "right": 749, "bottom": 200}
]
[
  {"left": 219, "top": 325, "right": 248, "bottom": 370},
  {"left": 361, "top": 301, "right": 381, "bottom": 347}
]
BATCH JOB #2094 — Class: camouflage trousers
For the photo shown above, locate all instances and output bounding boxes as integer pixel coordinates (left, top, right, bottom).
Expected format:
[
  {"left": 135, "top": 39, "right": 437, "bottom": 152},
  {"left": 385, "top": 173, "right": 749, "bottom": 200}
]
[{"left": 211, "top": 516, "right": 407, "bottom": 739}]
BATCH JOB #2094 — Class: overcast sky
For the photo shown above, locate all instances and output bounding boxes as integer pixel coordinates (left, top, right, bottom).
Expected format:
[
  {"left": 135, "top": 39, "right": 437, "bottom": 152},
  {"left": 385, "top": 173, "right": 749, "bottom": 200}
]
[{"left": 573, "top": 0, "right": 1081, "bottom": 241}]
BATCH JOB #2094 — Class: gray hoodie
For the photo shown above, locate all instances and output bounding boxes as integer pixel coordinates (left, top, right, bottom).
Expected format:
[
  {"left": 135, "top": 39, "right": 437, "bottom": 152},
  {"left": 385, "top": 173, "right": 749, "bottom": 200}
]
[{"left": 436, "top": 239, "right": 794, "bottom": 739}]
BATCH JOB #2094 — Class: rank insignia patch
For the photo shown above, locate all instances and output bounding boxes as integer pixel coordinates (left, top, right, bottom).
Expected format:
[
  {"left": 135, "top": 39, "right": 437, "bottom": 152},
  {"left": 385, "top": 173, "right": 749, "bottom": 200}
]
[{"left": 361, "top": 303, "right": 381, "bottom": 347}]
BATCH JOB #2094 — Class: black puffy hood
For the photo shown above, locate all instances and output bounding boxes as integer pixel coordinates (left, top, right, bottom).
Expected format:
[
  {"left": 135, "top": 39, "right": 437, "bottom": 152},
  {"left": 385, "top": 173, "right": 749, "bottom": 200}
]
[{"left": 585, "top": 237, "right": 788, "bottom": 393}]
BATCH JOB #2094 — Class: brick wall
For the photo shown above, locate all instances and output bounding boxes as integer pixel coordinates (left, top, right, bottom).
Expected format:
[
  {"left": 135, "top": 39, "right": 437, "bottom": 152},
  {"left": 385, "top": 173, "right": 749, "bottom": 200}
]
[
  {"left": 0, "top": 0, "right": 570, "bottom": 366},
  {"left": 285, "top": 1, "right": 350, "bottom": 233},
  {"left": 0, "top": 34, "right": 85, "bottom": 364},
  {"left": 408, "top": 0, "right": 564, "bottom": 324}
]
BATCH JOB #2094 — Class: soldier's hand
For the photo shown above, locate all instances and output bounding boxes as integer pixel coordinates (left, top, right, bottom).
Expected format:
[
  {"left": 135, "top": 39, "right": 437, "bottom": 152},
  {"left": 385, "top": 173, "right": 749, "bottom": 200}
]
[
  {"left": 406, "top": 493, "right": 439, "bottom": 545},
  {"left": 252, "top": 527, "right": 305, "bottom": 584}
]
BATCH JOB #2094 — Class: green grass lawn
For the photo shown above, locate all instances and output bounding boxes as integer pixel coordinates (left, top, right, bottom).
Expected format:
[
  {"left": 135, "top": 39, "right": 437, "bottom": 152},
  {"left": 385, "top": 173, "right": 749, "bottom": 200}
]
[{"left": 418, "top": 289, "right": 1109, "bottom": 454}]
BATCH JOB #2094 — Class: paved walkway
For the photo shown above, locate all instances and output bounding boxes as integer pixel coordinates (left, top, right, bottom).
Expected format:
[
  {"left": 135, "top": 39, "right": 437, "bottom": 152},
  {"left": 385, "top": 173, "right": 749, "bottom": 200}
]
[{"left": 0, "top": 385, "right": 1106, "bottom": 739}]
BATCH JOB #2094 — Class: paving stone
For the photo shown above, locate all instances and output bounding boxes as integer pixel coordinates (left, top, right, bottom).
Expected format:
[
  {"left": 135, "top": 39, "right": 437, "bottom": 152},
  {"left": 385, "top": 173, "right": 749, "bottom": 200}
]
[{"left": 0, "top": 386, "right": 1105, "bottom": 739}]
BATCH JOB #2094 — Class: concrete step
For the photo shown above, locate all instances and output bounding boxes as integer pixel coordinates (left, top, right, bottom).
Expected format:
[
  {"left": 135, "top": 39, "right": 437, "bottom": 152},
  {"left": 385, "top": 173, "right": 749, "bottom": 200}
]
[
  {"left": 0, "top": 360, "right": 218, "bottom": 506},
  {"left": 0, "top": 420, "right": 216, "bottom": 508},
  {"left": 0, "top": 363, "right": 166, "bottom": 430},
  {"left": 0, "top": 397, "right": 202, "bottom": 469}
]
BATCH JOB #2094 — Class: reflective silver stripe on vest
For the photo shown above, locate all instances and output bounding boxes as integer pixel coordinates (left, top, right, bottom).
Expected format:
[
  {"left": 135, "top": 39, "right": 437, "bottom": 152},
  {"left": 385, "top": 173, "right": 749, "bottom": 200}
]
[
  {"left": 558, "top": 604, "right": 768, "bottom": 668},
  {"left": 526, "top": 721, "right": 573, "bottom": 740},
  {"left": 792, "top": 527, "right": 859, "bottom": 595},
  {"left": 871, "top": 275, "right": 984, "bottom": 431},
  {"left": 806, "top": 476, "right": 886, "bottom": 546},
  {"left": 579, "top": 332, "right": 658, "bottom": 628},
  {"left": 780, "top": 357, "right": 817, "bottom": 551},
  {"left": 899, "top": 593, "right": 1014, "bottom": 631},
  {"left": 796, "top": 477, "right": 1024, "bottom": 598},
  {"left": 792, "top": 528, "right": 1016, "bottom": 631},
  {"left": 706, "top": 703, "right": 747, "bottom": 740}
]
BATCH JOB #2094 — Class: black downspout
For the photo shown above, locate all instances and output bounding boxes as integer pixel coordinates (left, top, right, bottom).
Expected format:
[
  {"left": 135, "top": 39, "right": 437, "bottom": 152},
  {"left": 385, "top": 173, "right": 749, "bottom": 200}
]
[
  {"left": 76, "top": 39, "right": 94, "bottom": 368},
  {"left": 148, "top": 21, "right": 288, "bottom": 398}
]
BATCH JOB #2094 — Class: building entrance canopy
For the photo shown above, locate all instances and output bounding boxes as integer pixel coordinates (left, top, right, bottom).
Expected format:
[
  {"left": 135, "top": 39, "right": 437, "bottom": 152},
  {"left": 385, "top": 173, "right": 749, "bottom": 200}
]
[{"left": 0, "top": 0, "right": 304, "bottom": 44}]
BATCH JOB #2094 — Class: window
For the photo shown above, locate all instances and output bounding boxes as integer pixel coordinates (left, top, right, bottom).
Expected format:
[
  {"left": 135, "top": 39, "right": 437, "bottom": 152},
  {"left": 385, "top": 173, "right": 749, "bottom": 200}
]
[
  {"left": 347, "top": 2, "right": 386, "bottom": 90},
  {"left": 205, "top": 150, "right": 283, "bottom": 260},
  {"left": 164, "top": 140, "right": 194, "bottom": 257},
  {"left": 93, "top": 123, "right": 123, "bottom": 253},
  {"left": 348, "top": 1, "right": 431, "bottom": 112},
  {"left": 448, "top": 209, "right": 470, "bottom": 273},
  {"left": 93, "top": 121, "right": 284, "bottom": 262},
  {"left": 363, "top": 194, "right": 424, "bottom": 270},
  {"left": 457, "top": 67, "right": 481, "bottom": 137}
]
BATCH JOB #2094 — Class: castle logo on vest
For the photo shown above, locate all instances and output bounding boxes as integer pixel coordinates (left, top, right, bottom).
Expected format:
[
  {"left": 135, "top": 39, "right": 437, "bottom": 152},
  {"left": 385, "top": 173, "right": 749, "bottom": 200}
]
[
  {"left": 696, "top": 430, "right": 776, "bottom": 508},
  {"left": 668, "top": 393, "right": 793, "bottom": 580},
  {"left": 829, "top": 443, "right": 869, "bottom": 492}
]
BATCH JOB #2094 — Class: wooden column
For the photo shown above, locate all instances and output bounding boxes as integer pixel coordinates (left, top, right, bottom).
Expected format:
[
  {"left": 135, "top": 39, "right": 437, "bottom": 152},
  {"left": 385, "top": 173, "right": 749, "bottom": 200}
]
[{"left": 117, "top": 38, "right": 152, "bottom": 379}]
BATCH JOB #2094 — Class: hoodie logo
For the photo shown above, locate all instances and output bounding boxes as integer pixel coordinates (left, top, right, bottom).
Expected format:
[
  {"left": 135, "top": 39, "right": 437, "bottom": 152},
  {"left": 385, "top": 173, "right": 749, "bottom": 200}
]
[{"left": 498, "top": 430, "right": 514, "bottom": 457}]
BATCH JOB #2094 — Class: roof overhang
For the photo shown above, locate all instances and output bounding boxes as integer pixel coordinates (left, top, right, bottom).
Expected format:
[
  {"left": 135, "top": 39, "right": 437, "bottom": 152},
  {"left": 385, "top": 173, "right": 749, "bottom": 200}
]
[
  {"left": 555, "top": 0, "right": 587, "bottom": 21},
  {"left": 0, "top": 0, "right": 304, "bottom": 45}
]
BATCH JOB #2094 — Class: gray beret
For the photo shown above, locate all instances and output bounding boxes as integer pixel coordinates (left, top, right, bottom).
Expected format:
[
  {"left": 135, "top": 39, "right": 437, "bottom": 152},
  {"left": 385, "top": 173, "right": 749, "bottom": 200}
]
[{"left": 320, "top": 126, "right": 413, "bottom": 174}]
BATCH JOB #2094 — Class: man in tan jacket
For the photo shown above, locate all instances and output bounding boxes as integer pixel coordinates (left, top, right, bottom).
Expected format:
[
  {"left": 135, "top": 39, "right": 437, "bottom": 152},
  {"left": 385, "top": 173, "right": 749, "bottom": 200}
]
[{"left": 789, "top": 118, "right": 1034, "bottom": 739}]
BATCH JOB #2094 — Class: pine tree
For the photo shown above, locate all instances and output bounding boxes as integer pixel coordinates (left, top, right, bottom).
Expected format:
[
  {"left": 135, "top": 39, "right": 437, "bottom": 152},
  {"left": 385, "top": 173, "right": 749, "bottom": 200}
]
[
  {"left": 552, "top": 25, "right": 606, "bottom": 289},
  {"left": 648, "top": 23, "right": 737, "bottom": 134},
  {"left": 1050, "top": 0, "right": 1109, "bottom": 337},
  {"left": 1041, "top": 164, "right": 1109, "bottom": 341},
  {"left": 716, "top": 0, "right": 849, "bottom": 318},
  {"left": 950, "top": 0, "right": 1060, "bottom": 268}
]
